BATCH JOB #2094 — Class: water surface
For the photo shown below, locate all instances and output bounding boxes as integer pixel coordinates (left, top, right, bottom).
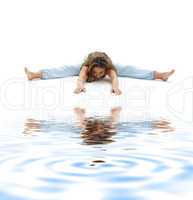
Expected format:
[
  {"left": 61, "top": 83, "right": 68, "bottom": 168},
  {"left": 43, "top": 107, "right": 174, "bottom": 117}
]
[{"left": 0, "top": 107, "right": 193, "bottom": 200}]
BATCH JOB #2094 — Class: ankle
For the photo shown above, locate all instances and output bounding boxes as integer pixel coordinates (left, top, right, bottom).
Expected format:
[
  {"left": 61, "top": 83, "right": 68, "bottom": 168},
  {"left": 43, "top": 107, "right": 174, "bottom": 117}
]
[{"left": 154, "top": 71, "right": 163, "bottom": 80}]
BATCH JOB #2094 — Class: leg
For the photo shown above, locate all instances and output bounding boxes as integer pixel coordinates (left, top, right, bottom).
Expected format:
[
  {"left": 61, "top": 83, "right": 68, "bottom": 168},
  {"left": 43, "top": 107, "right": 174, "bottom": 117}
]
[
  {"left": 24, "top": 64, "right": 80, "bottom": 80},
  {"left": 115, "top": 64, "right": 155, "bottom": 80},
  {"left": 115, "top": 63, "right": 175, "bottom": 81}
]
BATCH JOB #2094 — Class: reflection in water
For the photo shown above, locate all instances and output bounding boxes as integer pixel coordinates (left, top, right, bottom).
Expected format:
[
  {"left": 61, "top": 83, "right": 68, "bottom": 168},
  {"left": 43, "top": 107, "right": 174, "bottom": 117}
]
[
  {"left": 23, "top": 107, "right": 174, "bottom": 145},
  {"left": 3, "top": 107, "right": 193, "bottom": 200},
  {"left": 23, "top": 118, "right": 41, "bottom": 134},
  {"left": 23, "top": 118, "right": 79, "bottom": 135},
  {"left": 80, "top": 118, "right": 116, "bottom": 145},
  {"left": 74, "top": 107, "right": 121, "bottom": 145}
]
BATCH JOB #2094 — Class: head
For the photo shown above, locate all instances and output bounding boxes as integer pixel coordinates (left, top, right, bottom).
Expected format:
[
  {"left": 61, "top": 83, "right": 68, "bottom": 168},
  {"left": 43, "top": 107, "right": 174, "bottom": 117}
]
[
  {"left": 87, "top": 57, "right": 108, "bottom": 82},
  {"left": 91, "top": 65, "right": 106, "bottom": 80}
]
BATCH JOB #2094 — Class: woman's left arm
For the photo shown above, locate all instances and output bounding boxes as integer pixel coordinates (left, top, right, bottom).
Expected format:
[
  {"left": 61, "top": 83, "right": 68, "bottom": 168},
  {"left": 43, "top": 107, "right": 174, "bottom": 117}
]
[{"left": 106, "top": 69, "right": 122, "bottom": 95}]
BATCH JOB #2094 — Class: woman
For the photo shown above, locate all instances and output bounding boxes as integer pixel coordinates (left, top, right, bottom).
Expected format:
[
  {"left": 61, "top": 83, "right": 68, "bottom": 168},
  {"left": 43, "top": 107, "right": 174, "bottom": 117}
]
[{"left": 24, "top": 51, "right": 175, "bottom": 95}]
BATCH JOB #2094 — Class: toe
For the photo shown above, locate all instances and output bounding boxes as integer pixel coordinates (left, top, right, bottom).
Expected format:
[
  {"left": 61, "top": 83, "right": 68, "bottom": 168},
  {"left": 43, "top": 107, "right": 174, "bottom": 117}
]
[{"left": 170, "top": 69, "right": 175, "bottom": 75}]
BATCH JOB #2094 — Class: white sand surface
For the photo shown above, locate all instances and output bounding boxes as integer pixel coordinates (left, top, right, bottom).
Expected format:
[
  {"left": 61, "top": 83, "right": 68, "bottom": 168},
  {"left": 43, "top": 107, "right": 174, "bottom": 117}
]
[{"left": 1, "top": 68, "right": 190, "bottom": 130}]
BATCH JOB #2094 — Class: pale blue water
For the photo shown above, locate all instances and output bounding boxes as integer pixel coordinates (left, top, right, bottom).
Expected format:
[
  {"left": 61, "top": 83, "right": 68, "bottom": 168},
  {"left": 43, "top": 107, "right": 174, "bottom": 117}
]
[{"left": 0, "top": 107, "right": 193, "bottom": 200}]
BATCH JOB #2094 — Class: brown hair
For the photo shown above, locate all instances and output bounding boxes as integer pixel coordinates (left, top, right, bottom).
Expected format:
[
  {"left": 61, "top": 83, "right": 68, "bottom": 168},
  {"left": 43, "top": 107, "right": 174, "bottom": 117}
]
[
  {"left": 87, "top": 57, "right": 109, "bottom": 82},
  {"left": 81, "top": 118, "right": 116, "bottom": 145},
  {"left": 80, "top": 51, "right": 118, "bottom": 82}
]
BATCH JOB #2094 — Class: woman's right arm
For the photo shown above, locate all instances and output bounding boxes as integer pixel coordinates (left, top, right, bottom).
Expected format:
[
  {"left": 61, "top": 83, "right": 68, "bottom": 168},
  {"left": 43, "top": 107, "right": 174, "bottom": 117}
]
[
  {"left": 74, "top": 66, "right": 88, "bottom": 94},
  {"left": 106, "top": 69, "right": 122, "bottom": 95}
]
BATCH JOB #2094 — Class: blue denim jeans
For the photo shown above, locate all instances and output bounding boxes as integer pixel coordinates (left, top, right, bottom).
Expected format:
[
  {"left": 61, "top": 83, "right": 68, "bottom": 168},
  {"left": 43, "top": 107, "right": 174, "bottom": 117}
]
[{"left": 40, "top": 63, "right": 155, "bottom": 80}]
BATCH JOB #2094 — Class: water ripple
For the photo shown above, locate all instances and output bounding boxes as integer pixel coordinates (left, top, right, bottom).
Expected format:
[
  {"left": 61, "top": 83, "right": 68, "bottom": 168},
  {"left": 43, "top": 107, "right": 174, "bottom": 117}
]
[{"left": 0, "top": 113, "right": 193, "bottom": 200}]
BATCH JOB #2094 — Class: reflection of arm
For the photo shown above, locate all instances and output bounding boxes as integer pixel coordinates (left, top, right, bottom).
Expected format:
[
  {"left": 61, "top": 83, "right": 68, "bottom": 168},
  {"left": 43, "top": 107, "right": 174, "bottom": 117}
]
[
  {"left": 110, "top": 107, "right": 122, "bottom": 123},
  {"left": 73, "top": 108, "right": 87, "bottom": 129}
]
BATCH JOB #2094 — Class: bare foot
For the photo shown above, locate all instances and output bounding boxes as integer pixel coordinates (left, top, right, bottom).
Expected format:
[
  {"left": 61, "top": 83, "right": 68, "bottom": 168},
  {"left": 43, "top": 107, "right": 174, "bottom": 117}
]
[
  {"left": 161, "top": 69, "right": 175, "bottom": 81},
  {"left": 24, "top": 66, "right": 34, "bottom": 80}
]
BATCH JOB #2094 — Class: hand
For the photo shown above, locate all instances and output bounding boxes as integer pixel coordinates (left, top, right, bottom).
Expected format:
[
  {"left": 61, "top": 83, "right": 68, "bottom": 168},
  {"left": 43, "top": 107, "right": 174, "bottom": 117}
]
[
  {"left": 74, "top": 86, "right": 86, "bottom": 94},
  {"left": 111, "top": 88, "right": 122, "bottom": 95}
]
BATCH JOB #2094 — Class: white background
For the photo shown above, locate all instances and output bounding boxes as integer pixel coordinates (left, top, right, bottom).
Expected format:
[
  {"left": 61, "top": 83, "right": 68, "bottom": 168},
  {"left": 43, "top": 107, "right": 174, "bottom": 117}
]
[
  {"left": 0, "top": 0, "right": 193, "bottom": 78},
  {"left": 0, "top": 2, "right": 193, "bottom": 200},
  {"left": 0, "top": 0, "right": 193, "bottom": 124}
]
